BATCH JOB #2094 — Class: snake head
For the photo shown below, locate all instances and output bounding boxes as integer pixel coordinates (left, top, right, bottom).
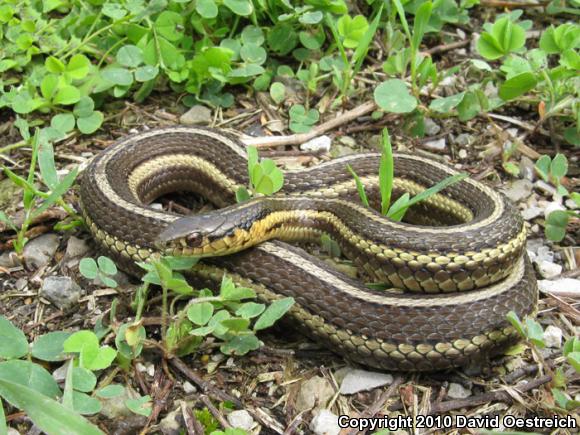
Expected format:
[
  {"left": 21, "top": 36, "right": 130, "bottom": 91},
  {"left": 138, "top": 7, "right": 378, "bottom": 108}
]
[{"left": 156, "top": 213, "right": 228, "bottom": 255}]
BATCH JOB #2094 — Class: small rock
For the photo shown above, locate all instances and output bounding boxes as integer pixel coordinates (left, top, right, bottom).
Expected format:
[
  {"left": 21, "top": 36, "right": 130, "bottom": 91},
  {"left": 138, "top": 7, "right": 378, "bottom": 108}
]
[
  {"left": 543, "top": 325, "right": 563, "bottom": 348},
  {"left": 539, "top": 347, "right": 553, "bottom": 359},
  {"left": 506, "top": 128, "right": 518, "bottom": 137},
  {"left": 470, "top": 32, "right": 480, "bottom": 55},
  {"left": 64, "top": 236, "right": 90, "bottom": 267},
  {"left": 521, "top": 206, "right": 542, "bottom": 221},
  {"left": 300, "top": 135, "right": 331, "bottom": 152},
  {"left": 536, "top": 246, "right": 555, "bottom": 263},
  {"left": 537, "top": 261, "right": 562, "bottom": 279},
  {"left": 424, "top": 138, "right": 446, "bottom": 151},
  {"left": 447, "top": 383, "right": 472, "bottom": 399},
  {"left": 534, "top": 180, "right": 557, "bottom": 197},
  {"left": 454, "top": 133, "right": 471, "bottom": 147},
  {"left": 40, "top": 276, "right": 81, "bottom": 310},
  {"left": 440, "top": 75, "right": 456, "bottom": 87},
  {"left": 483, "top": 81, "right": 498, "bottom": 99},
  {"left": 23, "top": 234, "right": 59, "bottom": 268},
  {"left": 538, "top": 278, "right": 580, "bottom": 296},
  {"left": 179, "top": 105, "right": 212, "bottom": 125},
  {"left": 65, "top": 236, "right": 90, "bottom": 258},
  {"left": 331, "top": 145, "right": 356, "bottom": 158},
  {"left": 503, "top": 179, "right": 533, "bottom": 203},
  {"left": 369, "top": 134, "right": 382, "bottom": 150},
  {"left": 544, "top": 201, "right": 566, "bottom": 219},
  {"left": 0, "top": 251, "right": 20, "bottom": 268},
  {"left": 295, "top": 376, "right": 334, "bottom": 412},
  {"left": 519, "top": 156, "right": 536, "bottom": 181},
  {"left": 338, "top": 136, "right": 356, "bottom": 147},
  {"left": 183, "top": 381, "right": 197, "bottom": 394},
  {"left": 158, "top": 405, "right": 181, "bottom": 435},
  {"left": 526, "top": 239, "right": 544, "bottom": 257},
  {"left": 227, "top": 410, "right": 254, "bottom": 431},
  {"left": 339, "top": 369, "right": 393, "bottom": 395},
  {"left": 458, "top": 149, "right": 468, "bottom": 159},
  {"left": 310, "top": 410, "right": 340, "bottom": 435},
  {"left": 267, "top": 120, "right": 285, "bottom": 133},
  {"left": 52, "top": 363, "right": 68, "bottom": 383},
  {"left": 7, "top": 428, "right": 20, "bottom": 435},
  {"left": 99, "top": 386, "right": 137, "bottom": 419},
  {"left": 15, "top": 278, "right": 27, "bottom": 291},
  {"left": 136, "top": 362, "right": 147, "bottom": 372},
  {"left": 424, "top": 118, "right": 441, "bottom": 136},
  {"left": 565, "top": 199, "right": 578, "bottom": 210}
]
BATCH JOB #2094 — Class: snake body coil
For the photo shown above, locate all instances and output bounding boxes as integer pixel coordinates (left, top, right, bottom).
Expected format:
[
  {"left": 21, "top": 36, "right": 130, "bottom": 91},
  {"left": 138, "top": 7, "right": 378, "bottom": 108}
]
[{"left": 80, "top": 127, "right": 537, "bottom": 371}]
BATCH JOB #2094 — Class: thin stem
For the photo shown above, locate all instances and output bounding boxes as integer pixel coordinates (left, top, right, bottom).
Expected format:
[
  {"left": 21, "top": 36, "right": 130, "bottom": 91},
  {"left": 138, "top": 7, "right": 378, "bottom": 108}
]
[
  {"left": 0, "top": 140, "right": 27, "bottom": 155},
  {"left": 59, "top": 16, "right": 129, "bottom": 58},
  {"left": 161, "top": 284, "right": 168, "bottom": 347},
  {"left": 134, "top": 282, "right": 149, "bottom": 320},
  {"left": 97, "top": 37, "right": 128, "bottom": 68},
  {"left": 541, "top": 70, "right": 556, "bottom": 110}
]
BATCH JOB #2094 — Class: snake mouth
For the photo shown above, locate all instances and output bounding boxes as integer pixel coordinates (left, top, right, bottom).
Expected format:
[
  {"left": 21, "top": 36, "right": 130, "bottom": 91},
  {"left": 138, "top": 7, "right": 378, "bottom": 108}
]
[{"left": 156, "top": 214, "right": 228, "bottom": 250}]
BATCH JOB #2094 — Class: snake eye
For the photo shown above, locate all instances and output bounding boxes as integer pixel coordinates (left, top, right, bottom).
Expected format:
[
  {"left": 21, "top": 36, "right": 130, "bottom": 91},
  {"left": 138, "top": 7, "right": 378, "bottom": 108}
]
[{"left": 186, "top": 232, "right": 203, "bottom": 247}]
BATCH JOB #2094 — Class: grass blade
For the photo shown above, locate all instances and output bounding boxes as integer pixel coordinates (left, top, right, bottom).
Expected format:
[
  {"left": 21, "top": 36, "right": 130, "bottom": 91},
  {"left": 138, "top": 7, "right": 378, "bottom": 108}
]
[
  {"left": 39, "top": 140, "right": 58, "bottom": 190},
  {"left": 386, "top": 193, "right": 410, "bottom": 221},
  {"left": 31, "top": 168, "right": 78, "bottom": 219},
  {"left": 353, "top": 4, "right": 384, "bottom": 76},
  {"left": 0, "top": 379, "right": 104, "bottom": 435},
  {"left": 347, "top": 164, "right": 370, "bottom": 208},
  {"left": 0, "top": 398, "right": 6, "bottom": 435},
  {"left": 24, "top": 130, "right": 40, "bottom": 210},
  {"left": 392, "top": 0, "right": 411, "bottom": 40},
  {"left": 379, "top": 128, "right": 394, "bottom": 215},
  {"left": 387, "top": 173, "right": 469, "bottom": 220},
  {"left": 411, "top": 1, "right": 432, "bottom": 53},
  {"left": 325, "top": 13, "right": 348, "bottom": 65}
]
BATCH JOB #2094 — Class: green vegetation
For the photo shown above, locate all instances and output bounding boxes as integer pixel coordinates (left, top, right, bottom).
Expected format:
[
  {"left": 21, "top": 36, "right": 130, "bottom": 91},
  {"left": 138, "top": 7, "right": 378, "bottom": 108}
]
[
  {"left": 0, "top": 125, "right": 79, "bottom": 253},
  {"left": 1, "top": 1, "right": 576, "bottom": 141},
  {"left": 533, "top": 153, "right": 579, "bottom": 242},
  {"left": 349, "top": 128, "right": 468, "bottom": 221},
  {"left": 0, "top": 251, "right": 293, "bottom": 432},
  {"left": 507, "top": 312, "right": 580, "bottom": 411},
  {"left": 79, "top": 256, "right": 119, "bottom": 288},
  {"left": 236, "top": 145, "right": 285, "bottom": 201},
  {"left": 136, "top": 256, "right": 294, "bottom": 357}
]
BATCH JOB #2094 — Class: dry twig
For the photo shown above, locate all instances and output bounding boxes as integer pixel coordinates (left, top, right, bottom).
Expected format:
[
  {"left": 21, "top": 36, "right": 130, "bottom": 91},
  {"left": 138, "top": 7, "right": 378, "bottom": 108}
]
[
  {"left": 170, "top": 357, "right": 243, "bottom": 408},
  {"left": 200, "top": 395, "right": 232, "bottom": 430},
  {"left": 242, "top": 101, "right": 377, "bottom": 148},
  {"left": 181, "top": 401, "right": 205, "bottom": 435},
  {"left": 426, "top": 375, "right": 552, "bottom": 414},
  {"left": 345, "top": 376, "right": 405, "bottom": 435}
]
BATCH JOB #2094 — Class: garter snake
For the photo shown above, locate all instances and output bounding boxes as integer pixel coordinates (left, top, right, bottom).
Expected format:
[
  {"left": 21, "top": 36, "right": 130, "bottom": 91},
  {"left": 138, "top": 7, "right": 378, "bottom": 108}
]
[{"left": 80, "top": 127, "right": 537, "bottom": 371}]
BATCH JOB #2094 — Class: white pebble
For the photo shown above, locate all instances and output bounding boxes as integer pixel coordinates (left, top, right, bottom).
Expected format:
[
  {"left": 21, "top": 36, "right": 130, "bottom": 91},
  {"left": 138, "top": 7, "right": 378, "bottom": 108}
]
[
  {"left": 227, "top": 410, "right": 254, "bottom": 431},
  {"left": 310, "top": 410, "right": 340, "bottom": 435},
  {"left": 544, "top": 202, "right": 566, "bottom": 219},
  {"left": 543, "top": 325, "right": 563, "bottom": 348},
  {"left": 537, "top": 261, "right": 562, "bottom": 279},
  {"left": 300, "top": 135, "right": 331, "bottom": 152},
  {"left": 447, "top": 382, "right": 471, "bottom": 399},
  {"left": 538, "top": 278, "right": 580, "bottom": 296}
]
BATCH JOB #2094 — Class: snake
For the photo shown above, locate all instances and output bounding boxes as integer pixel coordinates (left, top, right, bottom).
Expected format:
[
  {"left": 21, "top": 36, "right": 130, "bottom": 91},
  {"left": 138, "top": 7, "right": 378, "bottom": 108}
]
[{"left": 79, "top": 126, "right": 537, "bottom": 371}]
